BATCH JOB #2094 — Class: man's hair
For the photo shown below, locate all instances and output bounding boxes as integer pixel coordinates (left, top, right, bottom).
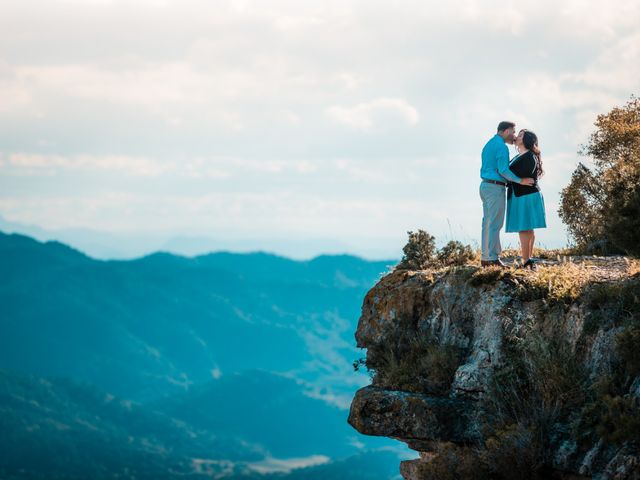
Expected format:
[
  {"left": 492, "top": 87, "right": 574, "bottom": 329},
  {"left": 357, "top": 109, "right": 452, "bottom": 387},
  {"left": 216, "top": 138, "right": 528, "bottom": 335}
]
[{"left": 497, "top": 121, "right": 515, "bottom": 132}]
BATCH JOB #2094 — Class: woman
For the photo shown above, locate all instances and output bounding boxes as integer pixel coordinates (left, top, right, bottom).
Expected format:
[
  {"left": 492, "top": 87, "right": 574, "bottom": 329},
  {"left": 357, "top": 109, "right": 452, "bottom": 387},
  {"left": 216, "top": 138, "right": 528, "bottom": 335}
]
[{"left": 506, "top": 129, "right": 547, "bottom": 269}]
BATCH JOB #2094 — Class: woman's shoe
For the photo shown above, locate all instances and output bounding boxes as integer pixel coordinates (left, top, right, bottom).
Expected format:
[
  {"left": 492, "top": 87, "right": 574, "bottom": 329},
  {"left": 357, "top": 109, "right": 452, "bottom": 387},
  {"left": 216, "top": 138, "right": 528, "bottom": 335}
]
[{"left": 522, "top": 258, "right": 537, "bottom": 270}]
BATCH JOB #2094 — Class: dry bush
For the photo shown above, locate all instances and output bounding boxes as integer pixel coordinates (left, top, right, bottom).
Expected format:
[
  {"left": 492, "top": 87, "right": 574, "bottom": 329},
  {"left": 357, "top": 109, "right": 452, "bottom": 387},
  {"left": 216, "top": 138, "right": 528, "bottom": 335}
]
[
  {"left": 413, "top": 442, "right": 488, "bottom": 480},
  {"left": 364, "top": 313, "right": 465, "bottom": 395},
  {"left": 369, "top": 329, "right": 464, "bottom": 395},
  {"left": 516, "top": 263, "right": 593, "bottom": 304},
  {"left": 482, "top": 423, "right": 542, "bottom": 479},
  {"left": 481, "top": 324, "right": 589, "bottom": 476}
]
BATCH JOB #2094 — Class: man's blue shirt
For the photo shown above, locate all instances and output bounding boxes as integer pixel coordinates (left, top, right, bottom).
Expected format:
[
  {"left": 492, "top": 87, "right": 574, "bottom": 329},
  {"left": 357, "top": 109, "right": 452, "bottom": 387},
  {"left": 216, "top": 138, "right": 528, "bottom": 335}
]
[{"left": 480, "top": 134, "right": 521, "bottom": 183}]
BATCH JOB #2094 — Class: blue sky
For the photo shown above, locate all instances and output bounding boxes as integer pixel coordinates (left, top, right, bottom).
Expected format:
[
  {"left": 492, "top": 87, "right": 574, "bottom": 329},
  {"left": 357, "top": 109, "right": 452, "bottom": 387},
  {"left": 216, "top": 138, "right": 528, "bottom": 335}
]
[{"left": 0, "top": 0, "right": 639, "bottom": 259}]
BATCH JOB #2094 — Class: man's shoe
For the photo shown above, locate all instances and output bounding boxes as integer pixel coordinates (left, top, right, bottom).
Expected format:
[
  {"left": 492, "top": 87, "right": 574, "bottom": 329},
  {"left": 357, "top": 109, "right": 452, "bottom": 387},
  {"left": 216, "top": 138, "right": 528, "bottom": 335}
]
[{"left": 481, "top": 259, "right": 507, "bottom": 268}]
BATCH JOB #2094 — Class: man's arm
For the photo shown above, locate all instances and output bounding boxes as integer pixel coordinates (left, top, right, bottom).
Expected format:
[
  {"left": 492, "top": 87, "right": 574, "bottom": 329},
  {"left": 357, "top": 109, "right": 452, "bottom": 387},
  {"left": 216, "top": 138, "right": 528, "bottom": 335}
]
[{"left": 496, "top": 145, "right": 521, "bottom": 183}]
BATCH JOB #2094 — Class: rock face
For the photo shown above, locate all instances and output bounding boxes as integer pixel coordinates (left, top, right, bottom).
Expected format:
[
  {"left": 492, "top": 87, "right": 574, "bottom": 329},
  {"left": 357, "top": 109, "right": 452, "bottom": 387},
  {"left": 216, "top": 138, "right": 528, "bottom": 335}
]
[
  {"left": 349, "top": 386, "right": 473, "bottom": 446},
  {"left": 348, "top": 263, "right": 640, "bottom": 480}
]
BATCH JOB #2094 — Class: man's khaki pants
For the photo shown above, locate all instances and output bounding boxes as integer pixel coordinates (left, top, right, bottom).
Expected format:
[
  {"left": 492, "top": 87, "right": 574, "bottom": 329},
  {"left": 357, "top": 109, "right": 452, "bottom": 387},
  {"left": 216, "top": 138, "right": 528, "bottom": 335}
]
[{"left": 479, "top": 181, "right": 506, "bottom": 261}]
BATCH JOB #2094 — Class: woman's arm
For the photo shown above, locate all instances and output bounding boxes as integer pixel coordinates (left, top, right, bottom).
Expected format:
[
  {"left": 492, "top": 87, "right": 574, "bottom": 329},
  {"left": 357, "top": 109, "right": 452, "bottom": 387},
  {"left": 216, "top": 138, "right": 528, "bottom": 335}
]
[{"left": 509, "top": 151, "right": 536, "bottom": 179}]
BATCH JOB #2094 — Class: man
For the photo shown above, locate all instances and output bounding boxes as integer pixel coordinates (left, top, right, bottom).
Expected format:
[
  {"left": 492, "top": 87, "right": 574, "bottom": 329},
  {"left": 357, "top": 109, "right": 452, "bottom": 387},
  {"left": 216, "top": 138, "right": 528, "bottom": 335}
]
[{"left": 479, "top": 121, "right": 534, "bottom": 267}]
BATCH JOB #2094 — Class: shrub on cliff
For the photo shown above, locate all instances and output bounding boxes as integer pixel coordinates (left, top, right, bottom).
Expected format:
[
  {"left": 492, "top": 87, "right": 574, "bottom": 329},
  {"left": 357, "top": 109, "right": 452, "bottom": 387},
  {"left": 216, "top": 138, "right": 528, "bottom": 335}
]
[
  {"left": 397, "top": 230, "right": 437, "bottom": 270},
  {"left": 574, "top": 372, "right": 640, "bottom": 448},
  {"left": 372, "top": 331, "right": 462, "bottom": 395},
  {"left": 363, "top": 312, "right": 465, "bottom": 395},
  {"left": 607, "top": 183, "right": 640, "bottom": 257},
  {"left": 559, "top": 94, "right": 640, "bottom": 255},
  {"left": 617, "top": 326, "right": 640, "bottom": 378},
  {"left": 397, "top": 230, "right": 475, "bottom": 270},
  {"left": 437, "top": 240, "right": 476, "bottom": 267},
  {"left": 412, "top": 442, "right": 489, "bottom": 480},
  {"left": 482, "top": 423, "right": 541, "bottom": 478},
  {"left": 482, "top": 325, "right": 589, "bottom": 475}
]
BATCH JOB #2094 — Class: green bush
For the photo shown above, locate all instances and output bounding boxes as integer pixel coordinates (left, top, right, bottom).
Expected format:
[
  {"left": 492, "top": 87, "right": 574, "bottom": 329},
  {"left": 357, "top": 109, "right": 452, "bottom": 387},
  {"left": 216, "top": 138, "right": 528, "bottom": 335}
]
[
  {"left": 397, "top": 230, "right": 437, "bottom": 270},
  {"left": 608, "top": 183, "right": 640, "bottom": 257},
  {"left": 482, "top": 327, "right": 589, "bottom": 474},
  {"left": 396, "top": 230, "right": 476, "bottom": 270},
  {"left": 558, "top": 95, "right": 640, "bottom": 255},
  {"left": 617, "top": 326, "right": 640, "bottom": 378},
  {"left": 584, "top": 277, "right": 640, "bottom": 336},
  {"left": 577, "top": 394, "right": 640, "bottom": 446},
  {"left": 437, "top": 240, "right": 476, "bottom": 267},
  {"left": 598, "top": 395, "right": 640, "bottom": 444}
]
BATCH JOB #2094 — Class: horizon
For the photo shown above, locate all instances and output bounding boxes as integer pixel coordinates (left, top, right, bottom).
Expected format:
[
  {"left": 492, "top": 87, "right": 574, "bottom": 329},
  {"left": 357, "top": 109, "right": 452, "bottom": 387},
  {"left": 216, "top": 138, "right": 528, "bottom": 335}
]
[{"left": 0, "top": 225, "right": 401, "bottom": 262}]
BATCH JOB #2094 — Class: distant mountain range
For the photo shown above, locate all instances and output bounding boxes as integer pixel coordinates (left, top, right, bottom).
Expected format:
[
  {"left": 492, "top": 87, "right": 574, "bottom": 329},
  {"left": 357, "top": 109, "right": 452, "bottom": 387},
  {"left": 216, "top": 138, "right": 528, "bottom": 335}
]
[
  {"left": 0, "top": 231, "right": 409, "bottom": 478},
  {"left": 0, "top": 230, "right": 396, "bottom": 402},
  {"left": 0, "top": 214, "right": 402, "bottom": 260}
]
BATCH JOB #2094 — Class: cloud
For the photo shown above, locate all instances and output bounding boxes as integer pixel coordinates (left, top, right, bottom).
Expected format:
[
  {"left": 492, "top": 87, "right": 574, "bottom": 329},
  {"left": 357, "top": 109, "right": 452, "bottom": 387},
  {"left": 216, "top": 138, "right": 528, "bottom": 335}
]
[
  {"left": 457, "top": 0, "right": 527, "bottom": 35},
  {"left": 0, "top": 82, "right": 31, "bottom": 113},
  {"left": 573, "top": 31, "right": 640, "bottom": 92},
  {"left": 1, "top": 153, "right": 173, "bottom": 176},
  {"left": 0, "top": 0, "right": 638, "bottom": 256},
  {"left": 326, "top": 97, "right": 420, "bottom": 132}
]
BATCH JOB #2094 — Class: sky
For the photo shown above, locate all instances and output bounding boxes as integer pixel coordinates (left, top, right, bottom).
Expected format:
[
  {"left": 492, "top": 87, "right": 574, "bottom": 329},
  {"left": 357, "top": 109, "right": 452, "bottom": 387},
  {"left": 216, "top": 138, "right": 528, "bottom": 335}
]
[{"left": 0, "top": 0, "right": 639, "bottom": 260}]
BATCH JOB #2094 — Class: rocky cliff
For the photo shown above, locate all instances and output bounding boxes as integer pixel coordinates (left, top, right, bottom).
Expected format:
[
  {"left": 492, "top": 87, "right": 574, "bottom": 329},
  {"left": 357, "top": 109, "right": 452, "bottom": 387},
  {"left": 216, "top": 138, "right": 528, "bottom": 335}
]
[{"left": 348, "top": 257, "right": 640, "bottom": 479}]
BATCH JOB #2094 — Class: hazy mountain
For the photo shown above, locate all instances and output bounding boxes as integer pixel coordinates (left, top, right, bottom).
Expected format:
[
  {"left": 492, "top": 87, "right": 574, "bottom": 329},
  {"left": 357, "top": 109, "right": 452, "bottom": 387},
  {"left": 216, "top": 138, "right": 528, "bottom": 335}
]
[
  {"left": 0, "top": 230, "right": 395, "bottom": 403},
  {"left": 147, "top": 368, "right": 393, "bottom": 460},
  {"left": 0, "top": 368, "right": 406, "bottom": 479},
  {"left": 0, "top": 368, "right": 262, "bottom": 479}
]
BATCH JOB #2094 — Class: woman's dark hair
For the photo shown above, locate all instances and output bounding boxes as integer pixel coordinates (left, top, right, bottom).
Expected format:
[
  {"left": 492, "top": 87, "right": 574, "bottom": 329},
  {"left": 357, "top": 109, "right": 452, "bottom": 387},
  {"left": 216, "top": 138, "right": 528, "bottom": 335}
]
[{"left": 523, "top": 130, "right": 543, "bottom": 177}]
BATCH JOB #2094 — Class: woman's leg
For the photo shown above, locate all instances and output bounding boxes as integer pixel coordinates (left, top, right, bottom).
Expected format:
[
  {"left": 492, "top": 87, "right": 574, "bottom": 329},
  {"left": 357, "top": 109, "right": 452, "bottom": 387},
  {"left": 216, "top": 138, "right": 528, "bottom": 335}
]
[
  {"left": 518, "top": 231, "right": 530, "bottom": 262},
  {"left": 529, "top": 230, "right": 536, "bottom": 259}
]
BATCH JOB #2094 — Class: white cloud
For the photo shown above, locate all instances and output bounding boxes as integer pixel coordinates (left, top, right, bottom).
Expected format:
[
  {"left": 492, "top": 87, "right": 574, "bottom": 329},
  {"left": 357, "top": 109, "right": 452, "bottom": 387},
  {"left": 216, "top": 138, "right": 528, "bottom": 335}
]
[
  {"left": 326, "top": 97, "right": 420, "bottom": 132},
  {"left": 0, "top": 0, "right": 638, "bottom": 255},
  {"left": 458, "top": 0, "right": 527, "bottom": 35},
  {"left": 2, "top": 153, "right": 171, "bottom": 176},
  {"left": 0, "top": 82, "right": 31, "bottom": 112},
  {"left": 572, "top": 31, "right": 640, "bottom": 91}
]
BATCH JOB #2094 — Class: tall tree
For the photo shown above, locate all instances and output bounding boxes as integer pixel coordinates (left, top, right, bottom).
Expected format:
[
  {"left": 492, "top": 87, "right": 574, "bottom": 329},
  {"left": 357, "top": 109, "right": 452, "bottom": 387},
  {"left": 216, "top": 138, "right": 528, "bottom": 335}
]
[{"left": 559, "top": 95, "right": 640, "bottom": 255}]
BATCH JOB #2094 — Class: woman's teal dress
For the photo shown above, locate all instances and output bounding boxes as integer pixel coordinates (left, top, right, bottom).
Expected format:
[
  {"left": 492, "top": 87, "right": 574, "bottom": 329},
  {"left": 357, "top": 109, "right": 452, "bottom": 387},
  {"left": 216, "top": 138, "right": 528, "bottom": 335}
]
[{"left": 505, "top": 151, "right": 547, "bottom": 232}]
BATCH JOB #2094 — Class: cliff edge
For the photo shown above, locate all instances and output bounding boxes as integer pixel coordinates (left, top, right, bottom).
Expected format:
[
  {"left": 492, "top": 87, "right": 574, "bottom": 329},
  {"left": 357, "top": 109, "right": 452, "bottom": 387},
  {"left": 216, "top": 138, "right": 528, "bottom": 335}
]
[{"left": 348, "top": 257, "right": 640, "bottom": 480}]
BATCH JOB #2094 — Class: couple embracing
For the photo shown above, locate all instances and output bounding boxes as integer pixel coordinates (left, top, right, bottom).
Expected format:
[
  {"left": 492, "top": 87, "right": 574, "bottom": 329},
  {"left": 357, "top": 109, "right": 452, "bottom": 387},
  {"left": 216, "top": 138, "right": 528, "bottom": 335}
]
[{"left": 479, "top": 121, "right": 546, "bottom": 269}]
